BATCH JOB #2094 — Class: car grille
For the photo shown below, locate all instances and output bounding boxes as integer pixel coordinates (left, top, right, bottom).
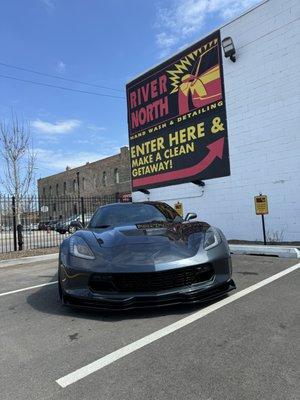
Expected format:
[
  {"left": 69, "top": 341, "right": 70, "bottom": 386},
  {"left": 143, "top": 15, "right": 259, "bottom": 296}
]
[{"left": 89, "top": 264, "right": 214, "bottom": 293}]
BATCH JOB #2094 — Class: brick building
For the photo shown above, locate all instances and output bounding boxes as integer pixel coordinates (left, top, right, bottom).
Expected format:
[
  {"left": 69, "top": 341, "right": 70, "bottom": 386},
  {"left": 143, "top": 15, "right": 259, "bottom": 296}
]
[
  {"left": 38, "top": 146, "right": 131, "bottom": 217},
  {"left": 133, "top": 0, "right": 300, "bottom": 242}
]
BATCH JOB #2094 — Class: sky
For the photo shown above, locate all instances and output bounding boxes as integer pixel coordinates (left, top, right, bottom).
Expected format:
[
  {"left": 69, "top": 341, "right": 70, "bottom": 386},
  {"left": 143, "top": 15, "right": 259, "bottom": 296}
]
[{"left": 0, "top": 0, "right": 260, "bottom": 180}]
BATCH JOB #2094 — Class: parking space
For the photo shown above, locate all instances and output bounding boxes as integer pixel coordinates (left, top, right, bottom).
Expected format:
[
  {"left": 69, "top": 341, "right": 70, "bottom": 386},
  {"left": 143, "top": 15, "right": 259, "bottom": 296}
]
[{"left": 0, "top": 255, "right": 299, "bottom": 400}]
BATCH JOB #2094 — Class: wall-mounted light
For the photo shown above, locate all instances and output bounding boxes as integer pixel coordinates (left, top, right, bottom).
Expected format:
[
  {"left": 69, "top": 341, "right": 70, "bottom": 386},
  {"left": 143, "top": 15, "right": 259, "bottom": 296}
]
[
  {"left": 139, "top": 188, "right": 150, "bottom": 195},
  {"left": 221, "top": 37, "right": 236, "bottom": 62}
]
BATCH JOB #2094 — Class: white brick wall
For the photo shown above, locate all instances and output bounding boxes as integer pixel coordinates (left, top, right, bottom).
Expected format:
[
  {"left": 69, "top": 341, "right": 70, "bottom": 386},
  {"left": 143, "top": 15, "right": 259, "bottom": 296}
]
[{"left": 133, "top": 0, "right": 300, "bottom": 242}]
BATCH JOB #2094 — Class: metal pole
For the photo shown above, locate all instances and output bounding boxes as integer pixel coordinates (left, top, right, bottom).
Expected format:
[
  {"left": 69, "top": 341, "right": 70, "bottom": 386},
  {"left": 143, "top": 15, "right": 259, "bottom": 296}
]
[
  {"left": 81, "top": 197, "right": 85, "bottom": 227},
  {"left": 12, "top": 196, "right": 17, "bottom": 251},
  {"left": 261, "top": 214, "right": 267, "bottom": 245},
  {"left": 76, "top": 171, "right": 80, "bottom": 217},
  {"left": 17, "top": 224, "right": 23, "bottom": 251}
]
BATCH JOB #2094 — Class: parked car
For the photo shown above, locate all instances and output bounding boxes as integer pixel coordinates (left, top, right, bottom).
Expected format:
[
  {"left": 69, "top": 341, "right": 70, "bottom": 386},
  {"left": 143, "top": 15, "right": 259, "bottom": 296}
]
[
  {"left": 48, "top": 220, "right": 59, "bottom": 230},
  {"left": 58, "top": 201, "right": 236, "bottom": 310},
  {"left": 22, "top": 223, "right": 39, "bottom": 231},
  {"left": 55, "top": 216, "right": 83, "bottom": 234},
  {"left": 56, "top": 214, "right": 93, "bottom": 234},
  {"left": 38, "top": 221, "right": 50, "bottom": 231},
  {"left": 0, "top": 225, "right": 12, "bottom": 232}
]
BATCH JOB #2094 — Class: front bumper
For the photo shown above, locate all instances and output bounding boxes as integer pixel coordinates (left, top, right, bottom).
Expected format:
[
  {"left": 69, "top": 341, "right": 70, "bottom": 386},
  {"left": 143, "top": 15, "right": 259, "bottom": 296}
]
[{"left": 61, "top": 278, "right": 236, "bottom": 311}]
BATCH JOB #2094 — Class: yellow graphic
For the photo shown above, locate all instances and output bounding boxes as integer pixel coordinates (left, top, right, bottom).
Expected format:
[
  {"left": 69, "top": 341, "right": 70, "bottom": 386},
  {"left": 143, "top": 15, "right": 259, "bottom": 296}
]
[
  {"left": 167, "top": 39, "right": 219, "bottom": 94},
  {"left": 174, "top": 201, "right": 183, "bottom": 217},
  {"left": 179, "top": 65, "right": 220, "bottom": 99}
]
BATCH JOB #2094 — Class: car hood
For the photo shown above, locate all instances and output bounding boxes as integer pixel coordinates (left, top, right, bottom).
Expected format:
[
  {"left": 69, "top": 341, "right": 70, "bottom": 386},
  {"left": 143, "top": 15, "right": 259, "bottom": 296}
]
[{"left": 77, "top": 221, "right": 210, "bottom": 271}]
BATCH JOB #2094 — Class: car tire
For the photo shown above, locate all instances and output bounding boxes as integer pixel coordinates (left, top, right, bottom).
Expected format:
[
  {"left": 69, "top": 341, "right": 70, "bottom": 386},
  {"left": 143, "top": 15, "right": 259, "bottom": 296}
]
[
  {"left": 58, "top": 267, "right": 65, "bottom": 303},
  {"left": 68, "top": 226, "right": 77, "bottom": 234}
]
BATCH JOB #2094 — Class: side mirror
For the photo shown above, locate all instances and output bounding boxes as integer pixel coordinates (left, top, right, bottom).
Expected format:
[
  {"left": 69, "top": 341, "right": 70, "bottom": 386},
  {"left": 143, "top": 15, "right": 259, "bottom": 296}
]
[{"left": 184, "top": 212, "right": 197, "bottom": 221}]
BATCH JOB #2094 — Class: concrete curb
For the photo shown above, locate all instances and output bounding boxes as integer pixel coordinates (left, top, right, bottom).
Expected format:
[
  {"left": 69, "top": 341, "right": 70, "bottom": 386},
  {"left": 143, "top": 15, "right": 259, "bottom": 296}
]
[
  {"left": 229, "top": 244, "right": 300, "bottom": 259},
  {"left": 0, "top": 253, "right": 59, "bottom": 269}
]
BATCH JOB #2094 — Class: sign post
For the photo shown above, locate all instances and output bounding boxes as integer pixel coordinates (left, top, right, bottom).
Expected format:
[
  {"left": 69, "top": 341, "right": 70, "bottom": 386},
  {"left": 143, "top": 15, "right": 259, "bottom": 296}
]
[{"left": 254, "top": 194, "right": 269, "bottom": 245}]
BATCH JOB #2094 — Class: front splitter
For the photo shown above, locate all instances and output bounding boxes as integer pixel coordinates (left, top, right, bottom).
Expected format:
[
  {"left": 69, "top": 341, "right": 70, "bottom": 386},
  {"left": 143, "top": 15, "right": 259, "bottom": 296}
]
[{"left": 62, "top": 279, "right": 236, "bottom": 311}]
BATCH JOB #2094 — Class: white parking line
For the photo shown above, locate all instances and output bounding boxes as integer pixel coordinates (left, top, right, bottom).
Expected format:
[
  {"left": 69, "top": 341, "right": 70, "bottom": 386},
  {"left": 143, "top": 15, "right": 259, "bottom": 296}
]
[
  {"left": 56, "top": 262, "right": 299, "bottom": 388},
  {"left": 0, "top": 281, "right": 58, "bottom": 297}
]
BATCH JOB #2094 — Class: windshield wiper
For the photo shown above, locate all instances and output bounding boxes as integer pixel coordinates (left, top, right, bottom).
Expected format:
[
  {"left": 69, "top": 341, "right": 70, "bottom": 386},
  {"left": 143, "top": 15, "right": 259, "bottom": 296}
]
[
  {"left": 92, "top": 224, "right": 111, "bottom": 229},
  {"left": 136, "top": 220, "right": 166, "bottom": 225}
]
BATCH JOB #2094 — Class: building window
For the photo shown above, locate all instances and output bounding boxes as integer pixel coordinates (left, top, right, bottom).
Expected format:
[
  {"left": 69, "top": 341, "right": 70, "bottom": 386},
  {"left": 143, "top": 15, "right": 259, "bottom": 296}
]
[
  {"left": 63, "top": 182, "right": 66, "bottom": 195},
  {"left": 82, "top": 177, "right": 85, "bottom": 191},
  {"left": 102, "top": 171, "right": 107, "bottom": 186},
  {"left": 49, "top": 186, "right": 52, "bottom": 196},
  {"left": 56, "top": 183, "right": 59, "bottom": 197},
  {"left": 42, "top": 187, "right": 46, "bottom": 198},
  {"left": 73, "top": 179, "right": 76, "bottom": 192},
  {"left": 114, "top": 168, "right": 119, "bottom": 184}
]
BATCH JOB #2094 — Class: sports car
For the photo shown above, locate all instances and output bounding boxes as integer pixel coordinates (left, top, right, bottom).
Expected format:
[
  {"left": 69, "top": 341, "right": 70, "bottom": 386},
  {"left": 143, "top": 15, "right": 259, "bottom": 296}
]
[{"left": 58, "top": 201, "right": 235, "bottom": 310}]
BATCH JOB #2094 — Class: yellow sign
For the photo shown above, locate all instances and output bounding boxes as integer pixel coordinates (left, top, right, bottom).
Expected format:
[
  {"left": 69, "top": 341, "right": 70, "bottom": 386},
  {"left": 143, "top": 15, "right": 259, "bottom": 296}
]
[
  {"left": 254, "top": 195, "right": 269, "bottom": 215},
  {"left": 174, "top": 201, "right": 183, "bottom": 217}
]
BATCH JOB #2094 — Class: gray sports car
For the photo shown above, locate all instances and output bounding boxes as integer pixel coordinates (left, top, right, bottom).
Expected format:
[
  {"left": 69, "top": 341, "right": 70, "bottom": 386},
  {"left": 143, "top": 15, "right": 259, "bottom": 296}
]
[{"left": 58, "top": 201, "right": 235, "bottom": 310}]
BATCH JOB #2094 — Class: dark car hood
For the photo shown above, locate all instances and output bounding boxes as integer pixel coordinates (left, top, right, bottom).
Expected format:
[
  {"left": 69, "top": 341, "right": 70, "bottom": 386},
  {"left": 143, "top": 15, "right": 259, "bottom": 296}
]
[{"left": 84, "top": 221, "right": 209, "bottom": 271}]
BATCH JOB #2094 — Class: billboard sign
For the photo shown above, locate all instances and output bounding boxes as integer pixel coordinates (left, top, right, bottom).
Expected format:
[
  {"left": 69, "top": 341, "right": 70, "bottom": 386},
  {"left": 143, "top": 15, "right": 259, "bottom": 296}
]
[{"left": 126, "top": 30, "right": 230, "bottom": 191}]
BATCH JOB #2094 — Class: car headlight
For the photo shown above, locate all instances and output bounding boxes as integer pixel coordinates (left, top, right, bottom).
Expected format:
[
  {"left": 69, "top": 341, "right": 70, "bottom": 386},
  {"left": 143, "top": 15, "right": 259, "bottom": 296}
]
[
  {"left": 204, "top": 227, "right": 222, "bottom": 250},
  {"left": 70, "top": 236, "right": 95, "bottom": 260}
]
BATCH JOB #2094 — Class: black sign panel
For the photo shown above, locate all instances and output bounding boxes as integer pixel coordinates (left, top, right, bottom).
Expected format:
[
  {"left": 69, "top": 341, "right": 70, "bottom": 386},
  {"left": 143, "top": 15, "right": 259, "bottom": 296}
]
[{"left": 126, "top": 30, "right": 230, "bottom": 191}]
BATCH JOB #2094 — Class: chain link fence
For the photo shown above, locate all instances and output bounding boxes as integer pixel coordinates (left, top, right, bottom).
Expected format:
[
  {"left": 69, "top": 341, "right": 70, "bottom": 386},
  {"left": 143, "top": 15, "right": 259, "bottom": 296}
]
[{"left": 0, "top": 193, "right": 132, "bottom": 254}]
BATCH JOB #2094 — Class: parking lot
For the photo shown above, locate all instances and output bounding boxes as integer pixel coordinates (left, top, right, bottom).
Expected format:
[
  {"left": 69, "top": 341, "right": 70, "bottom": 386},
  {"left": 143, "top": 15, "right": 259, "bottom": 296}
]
[{"left": 0, "top": 254, "right": 299, "bottom": 400}]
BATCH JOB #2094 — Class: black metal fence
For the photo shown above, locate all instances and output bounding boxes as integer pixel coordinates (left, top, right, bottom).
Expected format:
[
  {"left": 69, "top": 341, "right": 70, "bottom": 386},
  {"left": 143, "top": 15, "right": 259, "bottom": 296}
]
[{"left": 0, "top": 193, "right": 132, "bottom": 254}]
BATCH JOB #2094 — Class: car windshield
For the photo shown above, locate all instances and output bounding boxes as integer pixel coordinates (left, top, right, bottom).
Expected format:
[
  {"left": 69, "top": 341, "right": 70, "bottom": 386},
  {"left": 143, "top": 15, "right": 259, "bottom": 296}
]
[{"left": 88, "top": 203, "right": 182, "bottom": 228}]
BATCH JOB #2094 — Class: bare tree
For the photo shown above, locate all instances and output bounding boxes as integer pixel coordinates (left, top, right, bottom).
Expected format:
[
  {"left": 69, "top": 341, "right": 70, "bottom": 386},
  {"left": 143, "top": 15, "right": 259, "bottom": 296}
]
[{"left": 0, "top": 112, "right": 37, "bottom": 221}]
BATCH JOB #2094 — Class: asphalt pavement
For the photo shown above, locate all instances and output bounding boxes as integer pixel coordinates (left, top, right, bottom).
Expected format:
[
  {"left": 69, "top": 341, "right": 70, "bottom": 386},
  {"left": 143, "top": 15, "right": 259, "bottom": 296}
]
[{"left": 0, "top": 255, "right": 299, "bottom": 400}]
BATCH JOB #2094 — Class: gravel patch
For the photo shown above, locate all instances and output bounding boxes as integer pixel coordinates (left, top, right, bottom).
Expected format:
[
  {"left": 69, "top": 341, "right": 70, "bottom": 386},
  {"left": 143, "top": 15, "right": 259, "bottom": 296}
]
[{"left": 0, "top": 247, "right": 59, "bottom": 261}]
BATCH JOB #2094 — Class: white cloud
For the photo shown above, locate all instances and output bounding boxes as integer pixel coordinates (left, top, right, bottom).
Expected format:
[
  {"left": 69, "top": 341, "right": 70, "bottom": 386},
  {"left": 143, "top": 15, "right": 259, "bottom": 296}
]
[
  {"left": 156, "top": 32, "right": 177, "bottom": 48},
  {"left": 155, "top": 0, "right": 259, "bottom": 56},
  {"left": 36, "top": 148, "right": 108, "bottom": 172},
  {"left": 41, "top": 0, "right": 55, "bottom": 11},
  {"left": 87, "top": 124, "right": 107, "bottom": 132},
  {"left": 56, "top": 61, "right": 66, "bottom": 73},
  {"left": 32, "top": 119, "right": 81, "bottom": 134}
]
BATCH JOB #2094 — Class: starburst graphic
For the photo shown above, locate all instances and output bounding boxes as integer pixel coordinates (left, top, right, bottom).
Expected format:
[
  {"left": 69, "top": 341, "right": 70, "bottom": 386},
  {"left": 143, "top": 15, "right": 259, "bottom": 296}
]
[{"left": 167, "top": 38, "right": 218, "bottom": 94}]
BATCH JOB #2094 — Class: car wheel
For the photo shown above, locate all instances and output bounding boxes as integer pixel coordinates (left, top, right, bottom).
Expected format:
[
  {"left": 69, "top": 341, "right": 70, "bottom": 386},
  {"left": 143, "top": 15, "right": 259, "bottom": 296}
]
[
  {"left": 58, "top": 267, "right": 64, "bottom": 303},
  {"left": 68, "top": 225, "right": 77, "bottom": 234}
]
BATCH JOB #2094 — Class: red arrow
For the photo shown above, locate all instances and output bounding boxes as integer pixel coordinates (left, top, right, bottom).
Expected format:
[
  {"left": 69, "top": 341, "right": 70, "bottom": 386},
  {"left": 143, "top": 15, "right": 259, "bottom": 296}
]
[{"left": 132, "top": 137, "right": 225, "bottom": 188}]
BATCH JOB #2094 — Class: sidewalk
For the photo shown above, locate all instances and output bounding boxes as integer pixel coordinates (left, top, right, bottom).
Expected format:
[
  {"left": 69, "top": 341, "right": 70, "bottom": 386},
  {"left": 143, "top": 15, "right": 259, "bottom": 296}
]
[
  {"left": 229, "top": 244, "right": 300, "bottom": 259},
  {"left": 0, "top": 253, "right": 59, "bottom": 268}
]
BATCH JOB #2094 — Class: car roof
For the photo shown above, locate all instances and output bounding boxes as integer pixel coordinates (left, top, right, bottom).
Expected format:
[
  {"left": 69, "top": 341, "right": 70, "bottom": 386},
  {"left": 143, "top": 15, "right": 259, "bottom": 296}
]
[{"left": 99, "top": 201, "right": 166, "bottom": 208}]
